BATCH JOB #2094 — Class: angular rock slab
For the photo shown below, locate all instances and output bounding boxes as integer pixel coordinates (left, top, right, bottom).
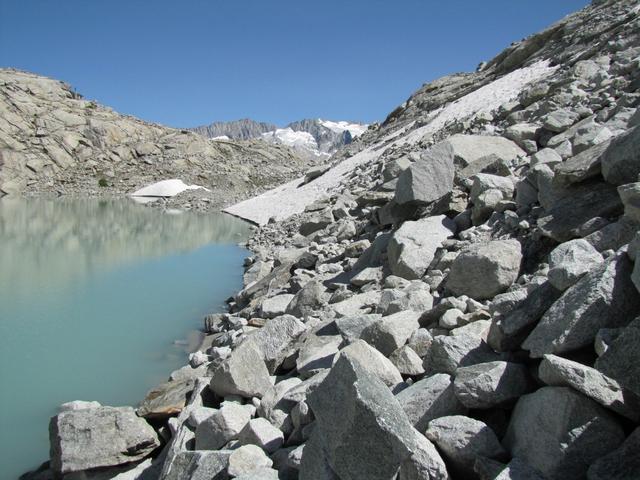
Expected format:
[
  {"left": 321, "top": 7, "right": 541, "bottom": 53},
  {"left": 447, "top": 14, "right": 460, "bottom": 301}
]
[
  {"left": 453, "top": 361, "right": 532, "bottom": 409},
  {"left": 446, "top": 240, "right": 522, "bottom": 300},
  {"left": 195, "top": 403, "right": 251, "bottom": 450},
  {"left": 209, "top": 343, "right": 273, "bottom": 398},
  {"left": 539, "top": 354, "right": 640, "bottom": 421},
  {"left": 503, "top": 387, "right": 625, "bottom": 480},
  {"left": 227, "top": 444, "right": 273, "bottom": 477},
  {"left": 547, "top": 239, "right": 603, "bottom": 291},
  {"left": 523, "top": 252, "right": 640, "bottom": 357},
  {"left": 396, "top": 373, "right": 467, "bottom": 432},
  {"left": 162, "top": 450, "right": 231, "bottom": 480},
  {"left": 49, "top": 406, "right": 160, "bottom": 474},
  {"left": 387, "top": 215, "right": 456, "bottom": 280},
  {"left": 137, "top": 379, "right": 195, "bottom": 419},
  {"left": 426, "top": 415, "right": 507, "bottom": 478},
  {"left": 601, "top": 125, "right": 640, "bottom": 185},
  {"left": 360, "top": 310, "right": 421, "bottom": 356},
  {"left": 595, "top": 316, "right": 640, "bottom": 399},
  {"left": 334, "top": 339, "right": 403, "bottom": 387},
  {"left": 304, "top": 355, "right": 418, "bottom": 480},
  {"left": 398, "top": 430, "right": 450, "bottom": 480}
]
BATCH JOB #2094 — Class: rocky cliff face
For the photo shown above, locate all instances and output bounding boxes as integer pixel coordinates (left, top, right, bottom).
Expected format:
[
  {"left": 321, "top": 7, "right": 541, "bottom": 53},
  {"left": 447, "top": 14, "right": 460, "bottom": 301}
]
[
  {"left": 24, "top": 0, "right": 640, "bottom": 479},
  {"left": 190, "top": 118, "right": 278, "bottom": 140},
  {"left": 0, "top": 71, "right": 319, "bottom": 208}
]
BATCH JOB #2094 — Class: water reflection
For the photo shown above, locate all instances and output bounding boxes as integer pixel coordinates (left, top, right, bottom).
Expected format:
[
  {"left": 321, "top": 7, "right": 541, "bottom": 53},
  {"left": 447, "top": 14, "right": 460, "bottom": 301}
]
[{"left": 0, "top": 197, "right": 250, "bottom": 298}]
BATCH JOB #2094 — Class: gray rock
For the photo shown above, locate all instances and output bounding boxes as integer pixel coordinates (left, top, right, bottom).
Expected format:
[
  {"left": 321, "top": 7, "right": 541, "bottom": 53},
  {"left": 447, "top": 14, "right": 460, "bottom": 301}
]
[
  {"left": 298, "top": 432, "right": 340, "bottom": 480},
  {"left": 286, "top": 280, "right": 327, "bottom": 317},
  {"left": 377, "top": 282, "right": 434, "bottom": 316},
  {"left": 227, "top": 445, "right": 273, "bottom": 477},
  {"left": 334, "top": 313, "right": 381, "bottom": 343},
  {"left": 209, "top": 343, "right": 273, "bottom": 398},
  {"left": 601, "top": 125, "right": 640, "bottom": 185},
  {"left": 470, "top": 174, "right": 515, "bottom": 203},
  {"left": 398, "top": 431, "right": 450, "bottom": 480},
  {"left": 49, "top": 406, "right": 160, "bottom": 474},
  {"left": 396, "top": 373, "right": 467, "bottom": 432},
  {"left": 488, "top": 281, "right": 562, "bottom": 352},
  {"left": 543, "top": 109, "right": 580, "bottom": 133},
  {"left": 334, "top": 340, "right": 403, "bottom": 387},
  {"left": 425, "top": 322, "right": 502, "bottom": 375},
  {"left": 387, "top": 215, "right": 456, "bottom": 280},
  {"left": 617, "top": 182, "right": 640, "bottom": 223},
  {"left": 360, "top": 310, "right": 421, "bottom": 356},
  {"left": 137, "top": 379, "right": 195, "bottom": 419},
  {"left": 257, "top": 377, "right": 301, "bottom": 433},
  {"left": 58, "top": 400, "right": 102, "bottom": 412},
  {"left": 350, "top": 266, "right": 384, "bottom": 286},
  {"left": 547, "top": 239, "right": 604, "bottom": 290},
  {"left": 408, "top": 328, "right": 433, "bottom": 357},
  {"left": 587, "top": 427, "right": 640, "bottom": 480},
  {"left": 296, "top": 334, "right": 343, "bottom": 377},
  {"left": 187, "top": 406, "right": 217, "bottom": 428},
  {"left": 523, "top": 252, "right": 640, "bottom": 357},
  {"left": 260, "top": 294, "right": 294, "bottom": 319},
  {"left": 195, "top": 403, "right": 251, "bottom": 450},
  {"left": 572, "top": 123, "right": 613, "bottom": 154},
  {"left": 503, "top": 387, "right": 625, "bottom": 480},
  {"left": 446, "top": 240, "right": 522, "bottom": 300},
  {"left": 553, "top": 141, "right": 609, "bottom": 186},
  {"left": 505, "top": 123, "right": 540, "bottom": 149},
  {"left": 425, "top": 415, "right": 507, "bottom": 479},
  {"left": 330, "top": 290, "right": 382, "bottom": 317},
  {"left": 241, "top": 314, "right": 307, "bottom": 373},
  {"left": 237, "top": 418, "right": 284, "bottom": 453},
  {"left": 234, "top": 467, "right": 280, "bottom": 479},
  {"left": 453, "top": 361, "right": 532, "bottom": 409},
  {"left": 584, "top": 217, "right": 639, "bottom": 253},
  {"left": 539, "top": 354, "right": 640, "bottom": 421},
  {"left": 595, "top": 317, "right": 640, "bottom": 398},
  {"left": 491, "top": 458, "right": 546, "bottom": 480},
  {"left": 162, "top": 451, "right": 231, "bottom": 480},
  {"left": 530, "top": 147, "right": 563, "bottom": 167},
  {"left": 299, "top": 209, "right": 334, "bottom": 236},
  {"left": 389, "top": 346, "right": 425, "bottom": 376},
  {"left": 304, "top": 354, "right": 418, "bottom": 480}
]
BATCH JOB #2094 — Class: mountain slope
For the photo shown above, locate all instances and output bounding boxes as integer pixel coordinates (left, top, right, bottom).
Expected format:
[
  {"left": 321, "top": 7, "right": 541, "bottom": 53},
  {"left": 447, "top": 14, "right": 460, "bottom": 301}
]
[
  {"left": 0, "top": 70, "right": 321, "bottom": 207},
  {"left": 190, "top": 118, "right": 277, "bottom": 140}
]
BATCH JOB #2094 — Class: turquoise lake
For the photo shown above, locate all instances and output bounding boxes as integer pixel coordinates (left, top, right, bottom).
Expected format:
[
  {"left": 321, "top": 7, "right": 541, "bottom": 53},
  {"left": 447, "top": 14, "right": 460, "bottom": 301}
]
[{"left": 0, "top": 198, "right": 250, "bottom": 479}]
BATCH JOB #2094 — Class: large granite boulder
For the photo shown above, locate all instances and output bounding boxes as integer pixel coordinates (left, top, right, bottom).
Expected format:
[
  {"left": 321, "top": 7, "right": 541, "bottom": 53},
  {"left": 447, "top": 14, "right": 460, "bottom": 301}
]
[
  {"left": 302, "top": 355, "right": 418, "bottom": 480},
  {"left": 503, "top": 387, "right": 625, "bottom": 480},
  {"left": 387, "top": 215, "right": 456, "bottom": 280},
  {"left": 396, "top": 373, "right": 467, "bottom": 432},
  {"left": 546, "top": 239, "right": 604, "bottom": 291},
  {"left": 334, "top": 340, "right": 403, "bottom": 387},
  {"left": 360, "top": 310, "right": 421, "bottom": 356},
  {"left": 162, "top": 451, "right": 231, "bottom": 480},
  {"left": 587, "top": 427, "right": 640, "bottom": 480},
  {"left": 595, "top": 316, "right": 640, "bottom": 398},
  {"left": 209, "top": 343, "right": 273, "bottom": 398},
  {"left": 601, "top": 125, "right": 640, "bottom": 185},
  {"left": 195, "top": 403, "right": 251, "bottom": 450},
  {"left": 446, "top": 240, "right": 522, "bottom": 300},
  {"left": 49, "top": 406, "right": 160, "bottom": 474},
  {"left": 523, "top": 251, "right": 640, "bottom": 357}
]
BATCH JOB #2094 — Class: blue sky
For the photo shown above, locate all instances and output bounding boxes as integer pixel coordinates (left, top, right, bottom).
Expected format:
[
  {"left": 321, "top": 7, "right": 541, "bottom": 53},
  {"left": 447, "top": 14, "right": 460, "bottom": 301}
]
[{"left": 1, "top": 0, "right": 589, "bottom": 128}]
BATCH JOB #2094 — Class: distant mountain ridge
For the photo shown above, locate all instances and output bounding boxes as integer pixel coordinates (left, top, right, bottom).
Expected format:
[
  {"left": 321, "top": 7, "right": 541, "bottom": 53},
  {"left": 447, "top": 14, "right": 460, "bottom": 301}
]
[{"left": 191, "top": 117, "right": 368, "bottom": 158}]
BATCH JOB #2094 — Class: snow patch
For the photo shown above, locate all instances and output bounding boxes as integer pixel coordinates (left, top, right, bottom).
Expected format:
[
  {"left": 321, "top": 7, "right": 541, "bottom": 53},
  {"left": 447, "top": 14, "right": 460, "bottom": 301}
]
[
  {"left": 320, "top": 119, "right": 368, "bottom": 138},
  {"left": 130, "top": 179, "right": 209, "bottom": 198},
  {"left": 226, "top": 61, "right": 557, "bottom": 225},
  {"left": 212, "top": 135, "right": 230, "bottom": 141}
]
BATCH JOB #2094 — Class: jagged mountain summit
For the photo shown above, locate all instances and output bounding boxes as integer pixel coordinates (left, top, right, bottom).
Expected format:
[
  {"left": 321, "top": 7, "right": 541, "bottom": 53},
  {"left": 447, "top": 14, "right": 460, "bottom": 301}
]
[{"left": 192, "top": 117, "right": 368, "bottom": 159}]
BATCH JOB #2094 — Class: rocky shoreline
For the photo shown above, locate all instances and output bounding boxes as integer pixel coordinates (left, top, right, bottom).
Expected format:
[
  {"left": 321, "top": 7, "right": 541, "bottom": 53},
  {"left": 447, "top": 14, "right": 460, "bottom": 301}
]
[{"left": 18, "top": 0, "right": 640, "bottom": 479}]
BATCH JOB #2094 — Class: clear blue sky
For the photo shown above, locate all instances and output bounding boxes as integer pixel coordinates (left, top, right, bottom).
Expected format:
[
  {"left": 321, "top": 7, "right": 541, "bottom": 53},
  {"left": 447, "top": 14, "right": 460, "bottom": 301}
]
[{"left": 1, "top": 0, "right": 589, "bottom": 128}]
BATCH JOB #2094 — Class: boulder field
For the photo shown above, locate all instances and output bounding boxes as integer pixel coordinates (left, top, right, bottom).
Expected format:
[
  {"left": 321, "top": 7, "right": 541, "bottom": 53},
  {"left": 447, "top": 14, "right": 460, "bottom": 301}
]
[{"left": 20, "top": 0, "right": 640, "bottom": 479}]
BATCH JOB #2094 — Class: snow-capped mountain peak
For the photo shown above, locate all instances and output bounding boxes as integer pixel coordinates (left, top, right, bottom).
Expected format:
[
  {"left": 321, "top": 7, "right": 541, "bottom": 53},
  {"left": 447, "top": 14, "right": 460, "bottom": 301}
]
[{"left": 319, "top": 119, "right": 368, "bottom": 138}]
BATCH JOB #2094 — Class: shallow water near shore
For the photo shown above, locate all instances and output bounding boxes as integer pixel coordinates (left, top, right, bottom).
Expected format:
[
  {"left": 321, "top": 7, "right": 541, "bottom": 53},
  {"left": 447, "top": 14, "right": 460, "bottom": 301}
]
[{"left": 0, "top": 197, "right": 250, "bottom": 479}]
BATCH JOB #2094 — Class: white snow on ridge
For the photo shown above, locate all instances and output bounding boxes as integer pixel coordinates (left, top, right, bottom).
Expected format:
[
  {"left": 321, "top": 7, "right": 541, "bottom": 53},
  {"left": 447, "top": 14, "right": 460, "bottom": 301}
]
[
  {"left": 130, "top": 179, "right": 208, "bottom": 198},
  {"left": 212, "top": 135, "right": 231, "bottom": 141},
  {"left": 226, "top": 61, "right": 557, "bottom": 225},
  {"left": 261, "top": 128, "right": 329, "bottom": 157},
  {"left": 320, "top": 119, "right": 368, "bottom": 138}
]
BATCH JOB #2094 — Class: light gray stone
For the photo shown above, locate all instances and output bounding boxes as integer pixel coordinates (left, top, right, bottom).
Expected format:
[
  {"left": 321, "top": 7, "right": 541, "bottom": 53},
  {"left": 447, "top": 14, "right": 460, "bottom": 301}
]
[
  {"left": 360, "top": 310, "right": 421, "bottom": 356},
  {"left": 286, "top": 280, "right": 327, "bottom": 317},
  {"left": 425, "top": 415, "right": 507, "bottom": 478},
  {"left": 350, "top": 266, "right": 384, "bottom": 286},
  {"left": 470, "top": 174, "right": 515, "bottom": 203},
  {"left": 209, "top": 343, "right": 273, "bottom": 398},
  {"left": 49, "top": 406, "right": 160, "bottom": 474},
  {"left": 304, "top": 355, "right": 418, "bottom": 480},
  {"left": 335, "top": 314, "right": 381, "bottom": 343},
  {"left": 389, "top": 346, "right": 425, "bottom": 376},
  {"left": 257, "top": 377, "right": 301, "bottom": 433},
  {"left": 237, "top": 418, "right": 284, "bottom": 453},
  {"left": 539, "top": 354, "right": 640, "bottom": 421},
  {"left": 453, "top": 361, "right": 532, "bottom": 409},
  {"left": 446, "top": 240, "right": 522, "bottom": 300},
  {"left": 595, "top": 317, "right": 640, "bottom": 398},
  {"left": 162, "top": 451, "right": 231, "bottom": 480},
  {"left": 227, "top": 445, "right": 273, "bottom": 477},
  {"left": 398, "top": 431, "right": 450, "bottom": 480},
  {"left": 241, "top": 314, "right": 307, "bottom": 374},
  {"left": 296, "top": 334, "right": 343, "bottom": 377},
  {"left": 543, "top": 109, "right": 580, "bottom": 133},
  {"left": 388, "top": 215, "right": 456, "bottom": 280},
  {"left": 547, "top": 239, "right": 604, "bottom": 291},
  {"left": 396, "top": 374, "right": 467, "bottom": 432},
  {"left": 260, "top": 294, "right": 294, "bottom": 319},
  {"left": 523, "top": 252, "right": 640, "bottom": 357},
  {"left": 334, "top": 340, "right": 403, "bottom": 387},
  {"left": 617, "top": 182, "right": 640, "bottom": 223},
  {"left": 553, "top": 141, "right": 609, "bottom": 186},
  {"left": 491, "top": 458, "right": 546, "bottom": 480},
  {"left": 377, "top": 282, "right": 433, "bottom": 316},
  {"left": 503, "top": 387, "right": 625, "bottom": 480},
  {"left": 195, "top": 403, "right": 251, "bottom": 450}
]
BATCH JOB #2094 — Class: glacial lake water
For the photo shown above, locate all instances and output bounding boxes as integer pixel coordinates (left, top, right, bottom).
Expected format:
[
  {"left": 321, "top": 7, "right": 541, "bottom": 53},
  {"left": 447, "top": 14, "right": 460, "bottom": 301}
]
[{"left": 0, "top": 197, "right": 251, "bottom": 479}]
